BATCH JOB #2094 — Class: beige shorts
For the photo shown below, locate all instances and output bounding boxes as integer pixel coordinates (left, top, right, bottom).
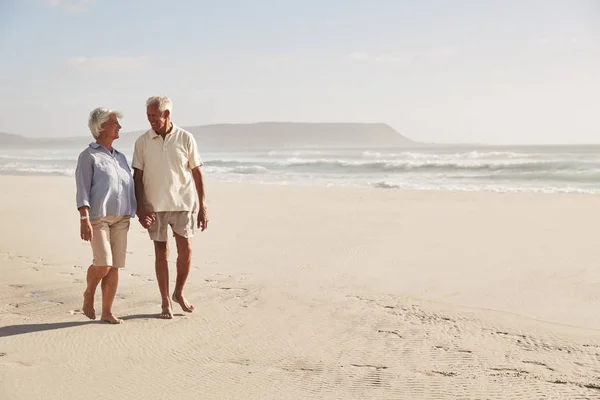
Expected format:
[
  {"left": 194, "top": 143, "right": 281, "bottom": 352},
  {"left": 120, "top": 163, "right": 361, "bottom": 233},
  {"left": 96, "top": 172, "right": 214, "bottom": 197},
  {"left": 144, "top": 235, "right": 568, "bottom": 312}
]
[
  {"left": 148, "top": 211, "right": 196, "bottom": 242},
  {"left": 90, "top": 215, "right": 130, "bottom": 268}
]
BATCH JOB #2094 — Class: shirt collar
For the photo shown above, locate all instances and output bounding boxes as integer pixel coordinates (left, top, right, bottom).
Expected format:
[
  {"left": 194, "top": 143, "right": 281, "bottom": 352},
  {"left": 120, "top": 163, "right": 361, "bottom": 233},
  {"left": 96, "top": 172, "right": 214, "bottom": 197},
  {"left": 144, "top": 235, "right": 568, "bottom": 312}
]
[
  {"left": 89, "top": 142, "right": 119, "bottom": 155},
  {"left": 151, "top": 123, "right": 177, "bottom": 139}
]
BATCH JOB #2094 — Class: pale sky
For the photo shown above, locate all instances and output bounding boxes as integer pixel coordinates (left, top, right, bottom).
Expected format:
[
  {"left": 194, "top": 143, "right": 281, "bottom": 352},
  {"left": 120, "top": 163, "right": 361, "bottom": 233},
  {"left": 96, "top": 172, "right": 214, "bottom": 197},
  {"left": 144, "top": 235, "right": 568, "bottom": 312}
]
[{"left": 1, "top": 0, "right": 599, "bottom": 144}]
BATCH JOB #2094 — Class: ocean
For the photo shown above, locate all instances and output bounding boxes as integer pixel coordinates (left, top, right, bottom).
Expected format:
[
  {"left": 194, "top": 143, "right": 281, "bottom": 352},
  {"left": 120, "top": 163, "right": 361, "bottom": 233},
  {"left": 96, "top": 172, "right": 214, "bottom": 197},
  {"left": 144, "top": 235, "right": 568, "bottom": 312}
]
[{"left": 2, "top": 144, "right": 600, "bottom": 194}]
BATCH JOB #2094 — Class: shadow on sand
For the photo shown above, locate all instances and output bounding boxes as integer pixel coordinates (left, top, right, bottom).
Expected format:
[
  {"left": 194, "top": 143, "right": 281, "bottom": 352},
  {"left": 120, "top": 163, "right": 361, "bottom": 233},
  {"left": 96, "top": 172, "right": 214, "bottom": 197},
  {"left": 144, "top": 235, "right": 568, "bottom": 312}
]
[
  {"left": 0, "top": 313, "right": 187, "bottom": 337},
  {"left": 122, "top": 313, "right": 184, "bottom": 320},
  {"left": 0, "top": 321, "right": 95, "bottom": 337}
]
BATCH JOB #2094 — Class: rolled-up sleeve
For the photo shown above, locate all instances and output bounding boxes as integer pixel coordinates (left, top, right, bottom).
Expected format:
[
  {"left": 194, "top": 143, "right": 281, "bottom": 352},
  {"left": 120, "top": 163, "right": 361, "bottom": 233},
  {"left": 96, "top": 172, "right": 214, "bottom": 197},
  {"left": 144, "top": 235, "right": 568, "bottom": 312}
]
[
  {"left": 75, "top": 151, "right": 93, "bottom": 209},
  {"left": 187, "top": 133, "right": 203, "bottom": 169},
  {"left": 132, "top": 136, "right": 145, "bottom": 171}
]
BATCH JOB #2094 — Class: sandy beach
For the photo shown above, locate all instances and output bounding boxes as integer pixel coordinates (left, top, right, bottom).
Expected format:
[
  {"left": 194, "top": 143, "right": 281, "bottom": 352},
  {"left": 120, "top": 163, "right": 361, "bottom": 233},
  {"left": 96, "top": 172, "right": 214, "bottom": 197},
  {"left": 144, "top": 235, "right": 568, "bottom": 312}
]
[{"left": 2, "top": 174, "right": 600, "bottom": 399}]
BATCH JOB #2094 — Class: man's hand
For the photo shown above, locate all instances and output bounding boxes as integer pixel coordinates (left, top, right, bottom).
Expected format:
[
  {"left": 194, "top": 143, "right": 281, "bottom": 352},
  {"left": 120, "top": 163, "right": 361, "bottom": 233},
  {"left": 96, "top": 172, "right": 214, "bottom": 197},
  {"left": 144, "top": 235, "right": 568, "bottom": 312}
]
[
  {"left": 198, "top": 205, "right": 208, "bottom": 231},
  {"left": 137, "top": 207, "right": 156, "bottom": 229},
  {"left": 80, "top": 219, "right": 93, "bottom": 241},
  {"left": 191, "top": 167, "right": 207, "bottom": 231}
]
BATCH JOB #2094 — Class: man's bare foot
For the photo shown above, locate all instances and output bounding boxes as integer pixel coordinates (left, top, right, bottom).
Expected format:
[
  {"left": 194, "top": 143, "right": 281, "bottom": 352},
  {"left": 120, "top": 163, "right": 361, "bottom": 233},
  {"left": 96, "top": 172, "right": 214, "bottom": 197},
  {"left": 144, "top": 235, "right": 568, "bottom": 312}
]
[
  {"left": 82, "top": 291, "right": 96, "bottom": 320},
  {"left": 101, "top": 313, "right": 123, "bottom": 324},
  {"left": 172, "top": 292, "right": 195, "bottom": 313},
  {"left": 160, "top": 300, "right": 173, "bottom": 319}
]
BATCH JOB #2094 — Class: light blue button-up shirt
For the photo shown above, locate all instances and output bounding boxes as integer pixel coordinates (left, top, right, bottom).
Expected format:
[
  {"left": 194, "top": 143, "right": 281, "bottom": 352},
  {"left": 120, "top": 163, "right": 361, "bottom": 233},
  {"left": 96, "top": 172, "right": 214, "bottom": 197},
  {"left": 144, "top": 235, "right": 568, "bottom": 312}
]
[{"left": 75, "top": 143, "right": 137, "bottom": 220}]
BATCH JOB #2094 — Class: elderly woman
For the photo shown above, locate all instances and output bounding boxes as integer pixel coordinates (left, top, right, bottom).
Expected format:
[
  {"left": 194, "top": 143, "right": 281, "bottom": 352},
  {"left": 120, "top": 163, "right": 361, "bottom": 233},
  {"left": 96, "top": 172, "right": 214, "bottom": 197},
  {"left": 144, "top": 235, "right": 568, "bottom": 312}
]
[{"left": 75, "top": 107, "right": 137, "bottom": 324}]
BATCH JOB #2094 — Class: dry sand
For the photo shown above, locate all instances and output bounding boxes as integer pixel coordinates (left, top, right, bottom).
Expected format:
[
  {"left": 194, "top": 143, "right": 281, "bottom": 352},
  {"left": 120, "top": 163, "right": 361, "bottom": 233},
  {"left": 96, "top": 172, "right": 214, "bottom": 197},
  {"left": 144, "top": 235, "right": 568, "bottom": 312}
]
[{"left": 1, "top": 175, "right": 600, "bottom": 399}]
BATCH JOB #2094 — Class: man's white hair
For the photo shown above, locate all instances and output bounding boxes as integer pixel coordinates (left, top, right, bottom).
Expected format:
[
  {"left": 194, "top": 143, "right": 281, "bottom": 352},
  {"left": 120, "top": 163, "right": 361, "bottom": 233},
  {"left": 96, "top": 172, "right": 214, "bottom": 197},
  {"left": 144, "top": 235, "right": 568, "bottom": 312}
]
[
  {"left": 146, "top": 95, "right": 173, "bottom": 114},
  {"left": 88, "top": 107, "right": 123, "bottom": 139}
]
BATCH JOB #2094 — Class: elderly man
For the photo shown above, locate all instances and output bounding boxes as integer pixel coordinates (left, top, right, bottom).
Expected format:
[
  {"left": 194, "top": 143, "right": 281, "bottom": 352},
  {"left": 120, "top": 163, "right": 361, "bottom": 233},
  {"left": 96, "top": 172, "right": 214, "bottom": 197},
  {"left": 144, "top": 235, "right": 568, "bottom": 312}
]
[{"left": 132, "top": 95, "right": 208, "bottom": 319}]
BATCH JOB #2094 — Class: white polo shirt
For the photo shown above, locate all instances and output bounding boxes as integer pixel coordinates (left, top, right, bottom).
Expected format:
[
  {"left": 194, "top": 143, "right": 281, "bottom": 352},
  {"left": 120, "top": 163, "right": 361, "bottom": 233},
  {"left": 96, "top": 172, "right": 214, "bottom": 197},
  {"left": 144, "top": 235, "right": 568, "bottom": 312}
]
[{"left": 132, "top": 124, "right": 203, "bottom": 212}]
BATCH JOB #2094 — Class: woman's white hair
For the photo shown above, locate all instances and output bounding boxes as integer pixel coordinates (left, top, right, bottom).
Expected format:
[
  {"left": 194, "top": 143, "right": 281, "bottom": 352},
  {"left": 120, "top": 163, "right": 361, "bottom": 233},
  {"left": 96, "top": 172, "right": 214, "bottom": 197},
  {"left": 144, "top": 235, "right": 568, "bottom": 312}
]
[
  {"left": 88, "top": 107, "right": 123, "bottom": 139},
  {"left": 146, "top": 95, "right": 173, "bottom": 114}
]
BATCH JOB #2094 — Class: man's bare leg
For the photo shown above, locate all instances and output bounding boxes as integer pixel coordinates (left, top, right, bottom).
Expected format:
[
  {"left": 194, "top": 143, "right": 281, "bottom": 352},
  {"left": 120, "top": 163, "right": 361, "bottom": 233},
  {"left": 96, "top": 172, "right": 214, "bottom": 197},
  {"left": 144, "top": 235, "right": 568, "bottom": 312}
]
[
  {"left": 83, "top": 265, "right": 111, "bottom": 320},
  {"left": 154, "top": 240, "right": 173, "bottom": 319},
  {"left": 172, "top": 233, "right": 194, "bottom": 313},
  {"left": 100, "top": 267, "right": 123, "bottom": 324}
]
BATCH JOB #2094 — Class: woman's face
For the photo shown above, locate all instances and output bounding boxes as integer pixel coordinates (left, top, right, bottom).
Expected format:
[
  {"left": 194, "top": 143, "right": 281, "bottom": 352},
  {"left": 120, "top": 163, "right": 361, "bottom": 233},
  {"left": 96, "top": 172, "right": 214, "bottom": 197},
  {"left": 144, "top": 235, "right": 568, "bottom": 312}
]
[{"left": 100, "top": 114, "right": 121, "bottom": 140}]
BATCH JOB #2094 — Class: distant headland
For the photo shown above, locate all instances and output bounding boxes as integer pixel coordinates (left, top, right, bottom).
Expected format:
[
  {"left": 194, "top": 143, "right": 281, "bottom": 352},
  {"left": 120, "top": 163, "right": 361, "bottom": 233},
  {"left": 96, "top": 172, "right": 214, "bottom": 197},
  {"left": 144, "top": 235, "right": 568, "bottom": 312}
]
[{"left": 0, "top": 122, "right": 413, "bottom": 149}]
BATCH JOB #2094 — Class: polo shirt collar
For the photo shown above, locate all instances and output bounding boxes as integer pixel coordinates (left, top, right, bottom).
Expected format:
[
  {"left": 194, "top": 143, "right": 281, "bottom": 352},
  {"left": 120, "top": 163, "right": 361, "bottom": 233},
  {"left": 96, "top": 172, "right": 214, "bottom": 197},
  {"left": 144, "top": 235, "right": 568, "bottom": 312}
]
[{"left": 151, "top": 123, "right": 177, "bottom": 139}]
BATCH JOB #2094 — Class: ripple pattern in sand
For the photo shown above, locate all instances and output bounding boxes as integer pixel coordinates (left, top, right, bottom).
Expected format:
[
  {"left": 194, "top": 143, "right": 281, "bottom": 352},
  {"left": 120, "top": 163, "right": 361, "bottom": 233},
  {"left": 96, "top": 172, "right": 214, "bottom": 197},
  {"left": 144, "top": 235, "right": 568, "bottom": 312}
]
[{"left": 3, "top": 264, "right": 600, "bottom": 399}]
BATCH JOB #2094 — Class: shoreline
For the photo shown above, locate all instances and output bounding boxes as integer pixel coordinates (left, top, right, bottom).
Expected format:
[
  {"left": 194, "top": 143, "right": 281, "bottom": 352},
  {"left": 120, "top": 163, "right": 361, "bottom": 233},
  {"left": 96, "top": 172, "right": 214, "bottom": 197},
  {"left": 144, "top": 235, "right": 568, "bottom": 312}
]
[{"left": 0, "top": 172, "right": 598, "bottom": 197}]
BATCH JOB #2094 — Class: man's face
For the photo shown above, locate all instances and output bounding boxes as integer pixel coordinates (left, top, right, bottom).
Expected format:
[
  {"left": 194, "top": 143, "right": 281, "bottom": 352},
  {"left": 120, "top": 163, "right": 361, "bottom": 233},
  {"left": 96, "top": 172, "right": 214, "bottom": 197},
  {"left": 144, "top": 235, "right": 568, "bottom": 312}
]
[{"left": 147, "top": 104, "right": 169, "bottom": 132}]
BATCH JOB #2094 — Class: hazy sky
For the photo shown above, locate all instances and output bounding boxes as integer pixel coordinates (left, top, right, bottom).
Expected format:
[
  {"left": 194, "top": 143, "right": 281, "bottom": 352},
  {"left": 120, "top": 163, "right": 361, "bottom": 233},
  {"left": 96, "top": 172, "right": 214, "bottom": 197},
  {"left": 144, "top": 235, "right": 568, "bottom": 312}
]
[{"left": 1, "top": 0, "right": 599, "bottom": 144}]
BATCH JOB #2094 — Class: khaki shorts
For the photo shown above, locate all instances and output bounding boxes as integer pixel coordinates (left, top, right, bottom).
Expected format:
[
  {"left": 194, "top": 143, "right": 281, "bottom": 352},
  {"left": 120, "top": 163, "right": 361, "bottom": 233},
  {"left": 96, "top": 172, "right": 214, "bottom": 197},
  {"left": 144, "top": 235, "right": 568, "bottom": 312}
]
[
  {"left": 90, "top": 215, "right": 130, "bottom": 268},
  {"left": 148, "top": 211, "right": 196, "bottom": 242}
]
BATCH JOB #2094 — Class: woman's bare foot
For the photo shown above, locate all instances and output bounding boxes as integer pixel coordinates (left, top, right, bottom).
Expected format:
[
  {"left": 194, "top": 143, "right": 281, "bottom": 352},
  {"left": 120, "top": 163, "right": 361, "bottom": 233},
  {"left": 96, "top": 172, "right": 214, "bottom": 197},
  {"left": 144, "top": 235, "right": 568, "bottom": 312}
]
[
  {"left": 82, "top": 291, "right": 96, "bottom": 320},
  {"left": 101, "top": 313, "right": 123, "bottom": 324},
  {"left": 160, "top": 299, "right": 173, "bottom": 319},
  {"left": 172, "top": 292, "right": 195, "bottom": 313}
]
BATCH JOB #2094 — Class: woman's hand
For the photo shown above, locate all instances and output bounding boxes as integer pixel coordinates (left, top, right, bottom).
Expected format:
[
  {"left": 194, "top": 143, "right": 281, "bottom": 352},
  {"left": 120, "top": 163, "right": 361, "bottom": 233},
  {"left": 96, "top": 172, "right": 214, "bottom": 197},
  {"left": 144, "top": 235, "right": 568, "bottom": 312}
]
[
  {"left": 137, "top": 207, "right": 156, "bottom": 229},
  {"left": 80, "top": 219, "right": 93, "bottom": 241}
]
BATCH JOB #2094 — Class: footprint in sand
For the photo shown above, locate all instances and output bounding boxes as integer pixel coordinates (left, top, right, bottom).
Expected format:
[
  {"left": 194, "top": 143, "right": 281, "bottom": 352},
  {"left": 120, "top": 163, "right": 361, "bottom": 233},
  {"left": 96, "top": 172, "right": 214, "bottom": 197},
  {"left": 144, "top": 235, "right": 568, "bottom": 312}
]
[
  {"left": 429, "top": 370, "right": 457, "bottom": 377},
  {"left": 349, "top": 363, "right": 389, "bottom": 371},
  {"left": 522, "top": 360, "right": 555, "bottom": 372},
  {"left": 16, "top": 361, "right": 33, "bottom": 367},
  {"left": 489, "top": 367, "right": 529, "bottom": 377},
  {"left": 217, "top": 287, "right": 248, "bottom": 292},
  {"left": 8, "top": 284, "right": 25, "bottom": 289},
  {"left": 377, "top": 329, "right": 403, "bottom": 338},
  {"left": 24, "top": 292, "right": 43, "bottom": 298}
]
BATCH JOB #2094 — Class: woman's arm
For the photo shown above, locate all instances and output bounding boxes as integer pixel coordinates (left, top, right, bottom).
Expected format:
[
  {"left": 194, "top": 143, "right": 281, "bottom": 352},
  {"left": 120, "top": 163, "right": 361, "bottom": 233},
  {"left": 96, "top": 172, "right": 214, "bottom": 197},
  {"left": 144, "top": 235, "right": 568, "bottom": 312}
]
[{"left": 75, "top": 151, "right": 93, "bottom": 241}]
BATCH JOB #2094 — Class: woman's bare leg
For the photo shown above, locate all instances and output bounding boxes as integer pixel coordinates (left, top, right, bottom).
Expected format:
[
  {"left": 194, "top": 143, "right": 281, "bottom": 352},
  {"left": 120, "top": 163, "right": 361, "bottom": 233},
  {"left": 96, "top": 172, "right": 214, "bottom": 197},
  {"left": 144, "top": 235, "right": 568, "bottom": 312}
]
[{"left": 83, "top": 265, "right": 111, "bottom": 319}]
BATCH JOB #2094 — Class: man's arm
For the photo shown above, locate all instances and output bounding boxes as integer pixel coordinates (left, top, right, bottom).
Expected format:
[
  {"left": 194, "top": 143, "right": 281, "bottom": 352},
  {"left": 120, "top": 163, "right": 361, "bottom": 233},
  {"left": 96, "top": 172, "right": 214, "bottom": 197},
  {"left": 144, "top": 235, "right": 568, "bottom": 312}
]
[
  {"left": 192, "top": 166, "right": 208, "bottom": 231},
  {"left": 132, "top": 137, "right": 155, "bottom": 228},
  {"left": 133, "top": 168, "right": 154, "bottom": 228}
]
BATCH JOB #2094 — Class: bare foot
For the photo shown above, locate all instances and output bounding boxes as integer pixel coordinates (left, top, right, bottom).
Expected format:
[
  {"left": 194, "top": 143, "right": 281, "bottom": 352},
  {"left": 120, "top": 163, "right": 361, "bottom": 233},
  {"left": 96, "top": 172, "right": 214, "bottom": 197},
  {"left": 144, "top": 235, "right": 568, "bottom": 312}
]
[
  {"left": 160, "top": 300, "right": 173, "bottom": 319},
  {"left": 101, "top": 313, "right": 123, "bottom": 324},
  {"left": 82, "top": 291, "right": 96, "bottom": 320},
  {"left": 172, "top": 292, "right": 195, "bottom": 313}
]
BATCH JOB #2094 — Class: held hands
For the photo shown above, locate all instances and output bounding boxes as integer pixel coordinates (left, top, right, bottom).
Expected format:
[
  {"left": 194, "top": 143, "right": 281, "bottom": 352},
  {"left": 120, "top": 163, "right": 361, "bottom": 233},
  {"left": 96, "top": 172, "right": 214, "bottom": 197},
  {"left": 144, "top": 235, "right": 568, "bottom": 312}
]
[
  {"left": 137, "top": 208, "right": 156, "bottom": 229},
  {"left": 198, "top": 205, "right": 209, "bottom": 231},
  {"left": 80, "top": 219, "right": 93, "bottom": 241},
  {"left": 136, "top": 206, "right": 207, "bottom": 230}
]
